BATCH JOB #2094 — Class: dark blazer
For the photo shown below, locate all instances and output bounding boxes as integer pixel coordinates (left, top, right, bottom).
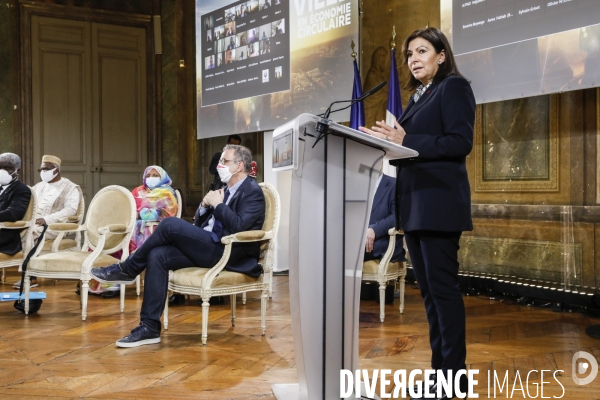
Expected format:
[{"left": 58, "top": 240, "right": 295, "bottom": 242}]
[
  {"left": 368, "top": 174, "right": 406, "bottom": 262},
  {"left": 194, "top": 177, "right": 265, "bottom": 277},
  {"left": 0, "top": 180, "right": 31, "bottom": 255},
  {"left": 391, "top": 75, "right": 476, "bottom": 233}
]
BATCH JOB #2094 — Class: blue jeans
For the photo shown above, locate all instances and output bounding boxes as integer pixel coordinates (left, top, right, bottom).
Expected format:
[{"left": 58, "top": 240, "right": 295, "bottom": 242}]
[{"left": 122, "top": 217, "right": 224, "bottom": 333}]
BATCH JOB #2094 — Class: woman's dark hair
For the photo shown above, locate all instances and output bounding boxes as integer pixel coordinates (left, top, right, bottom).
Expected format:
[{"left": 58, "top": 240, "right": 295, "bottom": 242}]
[{"left": 402, "top": 27, "right": 463, "bottom": 92}]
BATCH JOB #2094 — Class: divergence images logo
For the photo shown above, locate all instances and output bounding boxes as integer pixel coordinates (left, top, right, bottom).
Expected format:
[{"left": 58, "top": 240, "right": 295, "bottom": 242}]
[{"left": 572, "top": 351, "right": 598, "bottom": 385}]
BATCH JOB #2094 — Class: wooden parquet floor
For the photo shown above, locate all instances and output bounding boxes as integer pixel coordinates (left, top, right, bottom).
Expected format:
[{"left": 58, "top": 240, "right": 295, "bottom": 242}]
[{"left": 0, "top": 269, "right": 599, "bottom": 399}]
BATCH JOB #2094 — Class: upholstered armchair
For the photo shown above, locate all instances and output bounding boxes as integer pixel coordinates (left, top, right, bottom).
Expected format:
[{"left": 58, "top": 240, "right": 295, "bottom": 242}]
[
  {"left": 0, "top": 188, "right": 37, "bottom": 282},
  {"left": 25, "top": 185, "right": 136, "bottom": 320},
  {"left": 164, "top": 182, "right": 280, "bottom": 345},
  {"left": 362, "top": 228, "right": 406, "bottom": 323},
  {"left": 135, "top": 188, "right": 183, "bottom": 296}
]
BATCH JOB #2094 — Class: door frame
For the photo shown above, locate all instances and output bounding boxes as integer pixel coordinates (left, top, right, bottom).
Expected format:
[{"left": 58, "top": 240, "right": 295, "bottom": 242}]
[{"left": 19, "top": 2, "right": 160, "bottom": 183}]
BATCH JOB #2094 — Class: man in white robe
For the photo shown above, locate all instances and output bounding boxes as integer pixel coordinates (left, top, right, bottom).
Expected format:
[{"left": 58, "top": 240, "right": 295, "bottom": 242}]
[{"left": 13, "top": 155, "right": 81, "bottom": 288}]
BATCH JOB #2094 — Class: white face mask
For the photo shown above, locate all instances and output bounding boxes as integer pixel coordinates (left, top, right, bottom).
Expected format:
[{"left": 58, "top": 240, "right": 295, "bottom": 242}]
[
  {"left": 145, "top": 177, "right": 161, "bottom": 189},
  {"left": 0, "top": 169, "right": 16, "bottom": 186},
  {"left": 40, "top": 168, "right": 58, "bottom": 183},
  {"left": 217, "top": 162, "right": 238, "bottom": 183}
]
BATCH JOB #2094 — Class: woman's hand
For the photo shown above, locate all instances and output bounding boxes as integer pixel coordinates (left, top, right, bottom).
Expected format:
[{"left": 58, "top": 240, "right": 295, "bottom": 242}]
[{"left": 359, "top": 119, "right": 406, "bottom": 145}]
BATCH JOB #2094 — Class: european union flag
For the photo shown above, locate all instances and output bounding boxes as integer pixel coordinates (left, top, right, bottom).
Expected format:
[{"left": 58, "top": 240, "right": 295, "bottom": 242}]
[{"left": 350, "top": 59, "right": 365, "bottom": 130}]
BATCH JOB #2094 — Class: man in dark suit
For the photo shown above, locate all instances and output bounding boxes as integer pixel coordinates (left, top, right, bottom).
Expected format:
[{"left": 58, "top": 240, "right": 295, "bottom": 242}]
[
  {"left": 91, "top": 145, "right": 265, "bottom": 348},
  {"left": 364, "top": 173, "right": 404, "bottom": 263},
  {"left": 0, "top": 153, "right": 32, "bottom": 256}
]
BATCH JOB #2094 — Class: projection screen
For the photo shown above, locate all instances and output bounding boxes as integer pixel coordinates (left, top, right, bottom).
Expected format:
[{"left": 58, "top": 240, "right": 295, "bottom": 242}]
[
  {"left": 441, "top": 0, "right": 600, "bottom": 104},
  {"left": 196, "top": 0, "right": 359, "bottom": 139}
]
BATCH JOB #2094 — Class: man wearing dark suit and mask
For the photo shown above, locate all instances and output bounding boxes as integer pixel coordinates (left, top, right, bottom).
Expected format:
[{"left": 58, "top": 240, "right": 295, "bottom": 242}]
[
  {"left": 91, "top": 145, "right": 265, "bottom": 348},
  {"left": 0, "top": 153, "right": 32, "bottom": 256}
]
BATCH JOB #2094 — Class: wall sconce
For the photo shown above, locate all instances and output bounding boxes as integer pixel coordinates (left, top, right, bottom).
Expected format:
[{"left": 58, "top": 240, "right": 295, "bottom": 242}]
[{"left": 179, "top": 60, "right": 185, "bottom": 68}]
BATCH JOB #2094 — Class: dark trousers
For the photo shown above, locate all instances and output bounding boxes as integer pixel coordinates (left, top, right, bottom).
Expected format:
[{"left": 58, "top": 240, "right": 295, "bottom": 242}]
[
  {"left": 122, "top": 217, "right": 224, "bottom": 333},
  {"left": 404, "top": 230, "right": 466, "bottom": 373}
]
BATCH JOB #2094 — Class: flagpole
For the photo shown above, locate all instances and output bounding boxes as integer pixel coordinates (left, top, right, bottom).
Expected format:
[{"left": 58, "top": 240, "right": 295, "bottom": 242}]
[{"left": 386, "top": 26, "right": 403, "bottom": 127}]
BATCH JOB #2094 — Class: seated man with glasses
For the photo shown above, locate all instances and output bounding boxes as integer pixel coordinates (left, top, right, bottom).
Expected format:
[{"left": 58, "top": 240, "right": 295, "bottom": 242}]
[
  {"left": 90, "top": 145, "right": 265, "bottom": 347},
  {"left": 0, "top": 153, "right": 32, "bottom": 258},
  {"left": 13, "top": 155, "right": 82, "bottom": 289}
]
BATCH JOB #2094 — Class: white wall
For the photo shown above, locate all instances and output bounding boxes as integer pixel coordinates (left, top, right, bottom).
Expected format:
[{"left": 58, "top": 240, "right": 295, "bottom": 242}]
[{"left": 263, "top": 131, "right": 291, "bottom": 272}]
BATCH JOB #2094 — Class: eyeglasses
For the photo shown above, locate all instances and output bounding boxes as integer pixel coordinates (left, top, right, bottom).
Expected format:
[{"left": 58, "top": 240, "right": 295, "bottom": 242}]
[{"left": 219, "top": 158, "right": 240, "bottom": 166}]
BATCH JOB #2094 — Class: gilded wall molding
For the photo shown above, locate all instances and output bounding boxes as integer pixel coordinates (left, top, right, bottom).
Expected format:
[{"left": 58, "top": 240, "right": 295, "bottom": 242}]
[{"left": 474, "top": 95, "right": 559, "bottom": 192}]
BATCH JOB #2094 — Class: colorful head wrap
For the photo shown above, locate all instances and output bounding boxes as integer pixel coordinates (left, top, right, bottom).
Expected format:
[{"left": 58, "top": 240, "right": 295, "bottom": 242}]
[{"left": 143, "top": 165, "right": 172, "bottom": 188}]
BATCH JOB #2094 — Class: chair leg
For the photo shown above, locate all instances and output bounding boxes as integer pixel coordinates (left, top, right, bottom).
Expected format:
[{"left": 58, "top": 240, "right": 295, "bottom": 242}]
[
  {"left": 242, "top": 292, "right": 247, "bottom": 305},
  {"left": 201, "top": 297, "right": 210, "bottom": 346},
  {"left": 379, "top": 282, "right": 386, "bottom": 323},
  {"left": 164, "top": 292, "right": 169, "bottom": 330},
  {"left": 261, "top": 289, "right": 268, "bottom": 336},
  {"left": 231, "top": 294, "right": 236, "bottom": 326},
  {"left": 268, "top": 270, "right": 273, "bottom": 298},
  {"left": 81, "top": 280, "right": 89, "bottom": 321},
  {"left": 1, "top": 267, "right": 5, "bottom": 283},
  {"left": 24, "top": 275, "right": 30, "bottom": 315},
  {"left": 120, "top": 284, "right": 125, "bottom": 313},
  {"left": 136, "top": 275, "right": 141, "bottom": 296},
  {"left": 399, "top": 275, "right": 406, "bottom": 315}
]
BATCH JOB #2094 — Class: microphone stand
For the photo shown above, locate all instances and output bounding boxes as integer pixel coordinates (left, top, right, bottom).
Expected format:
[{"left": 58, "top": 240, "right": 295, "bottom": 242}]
[{"left": 313, "top": 81, "right": 387, "bottom": 148}]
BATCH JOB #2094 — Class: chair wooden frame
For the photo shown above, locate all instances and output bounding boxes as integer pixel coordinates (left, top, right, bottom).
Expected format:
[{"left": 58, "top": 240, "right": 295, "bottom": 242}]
[
  {"left": 135, "top": 188, "right": 182, "bottom": 296},
  {"left": 164, "top": 182, "right": 280, "bottom": 345},
  {"left": 0, "top": 188, "right": 37, "bottom": 282},
  {"left": 25, "top": 185, "right": 136, "bottom": 320},
  {"left": 362, "top": 228, "right": 406, "bottom": 323}
]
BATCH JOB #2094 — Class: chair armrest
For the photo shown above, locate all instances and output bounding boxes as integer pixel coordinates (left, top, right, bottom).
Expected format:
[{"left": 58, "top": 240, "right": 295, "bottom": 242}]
[
  {"left": 97, "top": 224, "right": 128, "bottom": 234},
  {"left": 221, "top": 230, "right": 272, "bottom": 244},
  {"left": 48, "top": 223, "right": 82, "bottom": 231},
  {"left": 58, "top": 215, "right": 80, "bottom": 223},
  {"left": 0, "top": 221, "right": 28, "bottom": 229},
  {"left": 388, "top": 228, "right": 404, "bottom": 236}
]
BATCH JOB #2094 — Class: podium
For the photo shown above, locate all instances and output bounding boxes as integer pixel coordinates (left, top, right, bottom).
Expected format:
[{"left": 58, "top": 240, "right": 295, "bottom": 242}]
[{"left": 271, "top": 114, "right": 418, "bottom": 400}]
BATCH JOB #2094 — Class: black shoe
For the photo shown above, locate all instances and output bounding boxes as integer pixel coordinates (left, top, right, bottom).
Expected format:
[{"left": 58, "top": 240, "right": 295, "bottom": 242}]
[
  {"left": 101, "top": 290, "right": 119, "bottom": 299},
  {"left": 116, "top": 323, "right": 161, "bottom": 348},
  {"left": 414, "top": 374, "right": 468, "bottom": 400},
  {"left": 91, "top": 263, "right": 135, "bottom": 284},
  {"left": 410, "top": 373, "right": 436, "bottom": 400},
  {"left": 168, "top": 293, "right": 186, "bottom": 306}
]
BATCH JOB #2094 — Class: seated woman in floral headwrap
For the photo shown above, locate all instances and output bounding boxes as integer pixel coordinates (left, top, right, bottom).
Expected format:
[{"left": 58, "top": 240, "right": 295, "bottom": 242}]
[
  {"left": 129, "top": 166, "right": 179, "bottom": 253},
  {"left": 88, "top": 166, "right": 179, "bottom": 297}
]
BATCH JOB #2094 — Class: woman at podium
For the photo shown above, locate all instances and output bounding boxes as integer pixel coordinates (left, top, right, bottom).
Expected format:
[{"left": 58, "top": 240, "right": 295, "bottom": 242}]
[{"left": 360, "top": 27, "right": 475, "bottom": 398}]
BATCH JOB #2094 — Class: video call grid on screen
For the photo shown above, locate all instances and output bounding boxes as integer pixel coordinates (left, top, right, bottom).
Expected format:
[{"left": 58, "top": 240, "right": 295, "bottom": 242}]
[
  {"left": 201, "top": 0, "right": 290, "bottom": 107},
  {"left": 452, "top": 0, "right": 600, "bottom": 56}
]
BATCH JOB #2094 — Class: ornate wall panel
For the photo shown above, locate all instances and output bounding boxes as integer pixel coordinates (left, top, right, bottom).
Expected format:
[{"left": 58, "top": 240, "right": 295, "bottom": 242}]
[
  {"left": 462, "top": 219, "right": 595, "bottom": 287},
  {"left": 474, "top": 95, "right": 559, "bottom": 192}
]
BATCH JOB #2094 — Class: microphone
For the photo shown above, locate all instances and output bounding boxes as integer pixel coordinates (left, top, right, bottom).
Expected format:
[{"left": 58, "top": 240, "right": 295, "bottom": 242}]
[
  {"left": 359, "top": 80, "right": 387, "bottom": 101},
  {"left": 319, "top": 81, "right": 387, "bottom": 120},
  {"left": 315, "top": 81, "right": 387, "bottom": 139}
]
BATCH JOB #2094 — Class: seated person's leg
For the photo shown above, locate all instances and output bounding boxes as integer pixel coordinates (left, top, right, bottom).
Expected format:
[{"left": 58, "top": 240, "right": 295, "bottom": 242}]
[
  {"left": 92, "top": 217, "right": 220, "bottom": 283},
  {"left": 115, "top": 240, "right": 223, "bottom": 348}
]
